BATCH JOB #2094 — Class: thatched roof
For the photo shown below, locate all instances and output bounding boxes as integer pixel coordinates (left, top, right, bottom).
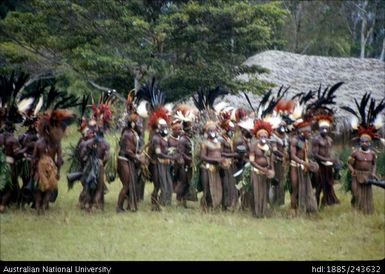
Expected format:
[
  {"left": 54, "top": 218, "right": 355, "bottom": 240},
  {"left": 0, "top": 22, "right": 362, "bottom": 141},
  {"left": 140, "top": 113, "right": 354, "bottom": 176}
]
[{"left": 229, "top": 50, "right": 384, "bottom": 125}]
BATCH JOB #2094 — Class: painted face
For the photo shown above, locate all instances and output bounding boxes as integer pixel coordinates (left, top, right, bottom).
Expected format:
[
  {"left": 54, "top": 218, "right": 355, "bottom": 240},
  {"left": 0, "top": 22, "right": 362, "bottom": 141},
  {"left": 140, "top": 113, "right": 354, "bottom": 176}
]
[
  {"left": 207, "top": 128, "right": 217, "bottom": 139},
  {"left": 172, "top": 125, "right": 182, "bottom": 137},
  {"left": 257, "top": 131, "right": 269, "bottom": 144},
  {"left": 159, "top": 124, "right": 169, "bottom": 137},
  {"left": 320, "top": 126, "right": 329, "bottom": 137},
  {"left": 301, "top": 128, "right": 312, "bottom": 140},
  {"left": 360, "top": 137, "right": 371, "bottom": 151}
]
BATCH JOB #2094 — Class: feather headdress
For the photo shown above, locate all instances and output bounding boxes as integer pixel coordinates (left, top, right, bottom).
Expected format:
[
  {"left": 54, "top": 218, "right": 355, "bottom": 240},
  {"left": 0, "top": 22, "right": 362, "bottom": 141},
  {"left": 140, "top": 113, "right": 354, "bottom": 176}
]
[
  {"left": 238, "top": 118, "right": 255, "bottom": 131},
  {"left": 203, "top": 120, "right": 217, "bottom": 133},
  {"left": 274, "top": 98, "right": 296, "bottom": 129},
  {"left": 148, "top": 107, "right": 170, "bottom": 130},
  {"left": 308, "top": 82, "right": 343, "bottom": 127},
  {"left": 192, "top": 86, "right": 228, "bottom": 112},
  {"left": 253, "top": 86, "right": 289, "bottom": 130},
  {"left": 136, "top": 78, "right": 170, "bottom": 131},
  {"left": 37, "top": 109, "right": 76, "bottom": 141},
  {"left": 89, "top": 91, "right": 116, "bottom": 132},
  {"left": 256, "top": 85, "right": 289, "bottom": 119},
  {"left": 231, "top": 107, "right": 248, "bottom": 122},
  {"left": 0, "top": 71, "right": 30, "bottom": 128},
  {"left": 173, "top": 104, "right": 195, "bottom": 123},
  {"left": 341, "top": 92, "right": 385, "bottom": 140},
  {"left": 253, "top": 120, "right": 273, "bottom": 137}
]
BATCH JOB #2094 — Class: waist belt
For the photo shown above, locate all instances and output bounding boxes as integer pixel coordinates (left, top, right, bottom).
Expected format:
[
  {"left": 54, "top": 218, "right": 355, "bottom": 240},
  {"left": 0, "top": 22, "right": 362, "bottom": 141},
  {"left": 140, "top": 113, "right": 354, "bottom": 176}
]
[
  {"left": 6, "top": 156, "right": 14, "bottom": 164},
  {"left": 252, "top": 167, "right": 263, "bottom": 174},
  {"left": 158, "top": 158, "right": 170, "bottom": 164},
  {"left": 321, "top": 161, "right": 333, "bottom": 166},
  {"left": 117, "top": 156, "right": 129, "bottom": 162},
  {"left": 290, "top": 160, "right": 304, "bottom": 170},
  {"left": 202, "top": 163, "right": 217, "bottom": 172}
]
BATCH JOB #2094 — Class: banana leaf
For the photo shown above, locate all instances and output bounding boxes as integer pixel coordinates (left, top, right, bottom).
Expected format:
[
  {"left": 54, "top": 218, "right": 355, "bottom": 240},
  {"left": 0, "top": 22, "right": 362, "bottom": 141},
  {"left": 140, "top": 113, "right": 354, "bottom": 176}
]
[
  {"left": 65, "top": 142, "right": 82, "bottom": 190},
  {"left": 66, "top": 143, "right": 81, "bottom": 174},
  {"left": 237, "top": 164, "right": 251, "bottom": 192}
]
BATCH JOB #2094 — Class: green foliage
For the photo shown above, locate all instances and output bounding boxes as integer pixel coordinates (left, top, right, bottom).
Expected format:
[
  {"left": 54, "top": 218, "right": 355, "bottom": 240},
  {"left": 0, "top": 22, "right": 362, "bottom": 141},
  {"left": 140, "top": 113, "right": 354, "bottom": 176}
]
[
  {"left": 376, "top": 152, "right": 385, "bottom": 178},
  {"left": 104, "top": 133, "right": 119, "bottom": 183},
  {"left": 281, "top": 0, "right": 385, "bottom": 58},
  {"left": 0, "top": 150, "right": 12, "bottom": 191},
  {"left": 0, "top": 0, "right": 288, "bottom": 100},
  {"left": 238, "top": 163, "right": 251, "bottom": 192}
]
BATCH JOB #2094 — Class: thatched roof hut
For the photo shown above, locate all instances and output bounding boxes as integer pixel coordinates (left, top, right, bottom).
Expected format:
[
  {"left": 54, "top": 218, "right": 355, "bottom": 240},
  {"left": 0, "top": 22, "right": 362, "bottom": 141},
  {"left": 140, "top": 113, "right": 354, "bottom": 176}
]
[{"left": 227, "top": 50, "right": 384, "bottom": 127}]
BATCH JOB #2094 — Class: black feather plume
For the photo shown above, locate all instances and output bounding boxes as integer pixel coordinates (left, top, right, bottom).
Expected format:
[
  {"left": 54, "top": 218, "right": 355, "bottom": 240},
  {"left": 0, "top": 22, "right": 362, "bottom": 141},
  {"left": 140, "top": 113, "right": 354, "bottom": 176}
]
[
  {"left": 369, "top": 97, "right": 385, "bottom": 124},
  {"left": 207, "top": 86, "right": 228, "bottom": 109},
  {"left": 80, "top": 94, "right": 90, "bottom": 117},
  {"left": 243, "top": 92, "right": 255, "bottom": 112},
  {"left": 307, "top": 82, "right": 343, "bottom": 111},
  {"left": 341, "top": 93, "right": 385, "bottom": 129},
  {"left": 192, "top": 86, "right": 228, "bottom": 111},
  {"left": 340, "top": 106, "right": 358, "bottom": 118},
  {"left": 135, "top": 78, "right": 165, "bottom": 110}
]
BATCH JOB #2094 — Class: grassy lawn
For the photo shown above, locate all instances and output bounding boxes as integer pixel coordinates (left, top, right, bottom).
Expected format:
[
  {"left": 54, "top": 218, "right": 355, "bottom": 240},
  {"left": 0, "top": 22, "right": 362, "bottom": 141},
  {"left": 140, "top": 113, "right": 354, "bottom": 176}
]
[{"left": 0, "top": 128, "right": 384, "bottom": 261}]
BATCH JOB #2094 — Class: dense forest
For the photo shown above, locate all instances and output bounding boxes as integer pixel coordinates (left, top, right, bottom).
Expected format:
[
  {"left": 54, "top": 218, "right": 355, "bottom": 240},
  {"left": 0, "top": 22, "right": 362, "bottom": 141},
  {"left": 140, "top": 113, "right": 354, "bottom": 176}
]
[{"left": 0, "top": 0, "right": 384, "bottom": 101}]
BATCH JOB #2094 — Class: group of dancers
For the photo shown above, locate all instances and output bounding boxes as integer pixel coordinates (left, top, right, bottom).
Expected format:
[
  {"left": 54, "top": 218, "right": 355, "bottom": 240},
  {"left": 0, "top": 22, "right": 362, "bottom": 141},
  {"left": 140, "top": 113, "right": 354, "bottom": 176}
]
[{"left": 1, "top": 72, "right": 384, "bottom": 217}]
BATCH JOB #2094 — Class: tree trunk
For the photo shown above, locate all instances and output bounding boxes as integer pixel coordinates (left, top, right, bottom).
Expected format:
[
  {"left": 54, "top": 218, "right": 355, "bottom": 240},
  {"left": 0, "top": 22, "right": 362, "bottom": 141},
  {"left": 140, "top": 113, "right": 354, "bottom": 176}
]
[
  {"left": 360, "top": 14, "right": 367, "bottom": 58},
  {"left": 294, "top": 2, "right": 303, "bottom": 53},
  {"left": 359, "top": 0, "right": 376, "bottom": 59}
]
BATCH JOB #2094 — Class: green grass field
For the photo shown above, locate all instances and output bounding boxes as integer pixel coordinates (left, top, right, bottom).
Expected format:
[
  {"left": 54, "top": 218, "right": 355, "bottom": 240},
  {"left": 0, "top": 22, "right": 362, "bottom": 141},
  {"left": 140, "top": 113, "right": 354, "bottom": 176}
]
[{"left": 0, "top": 128, "right": 384, "bottom": 261}]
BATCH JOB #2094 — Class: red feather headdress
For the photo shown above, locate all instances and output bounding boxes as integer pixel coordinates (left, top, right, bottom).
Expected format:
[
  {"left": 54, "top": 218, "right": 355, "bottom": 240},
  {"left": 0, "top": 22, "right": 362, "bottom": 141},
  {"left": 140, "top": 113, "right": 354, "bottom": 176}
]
[
  {"left": 253, "top": 120, "right": 273, "bottom": 137},
  {"left": 274, "top": 99, "right": 295, "bottom": 114},
  {"left": 37, "top": 109, "right": 76, "bottom": 140},
  {"left": 91, "top": 103, "right": 112, "bottom": 130},
  {"left": 148, "top": 107, "right": 169, "bottom": 130},
  {"left": 234, "top": 108, "right": 247, "bottom": 122}
]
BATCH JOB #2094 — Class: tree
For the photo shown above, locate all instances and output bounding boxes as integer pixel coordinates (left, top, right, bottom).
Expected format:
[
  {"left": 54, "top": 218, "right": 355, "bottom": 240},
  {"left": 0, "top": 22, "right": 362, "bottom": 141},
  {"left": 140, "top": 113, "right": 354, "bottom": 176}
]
[
  {"left": 281, "top": 0, "right": 385, "bottom": 59},
  {"left": 0, "top": 0, "right": 287, "bottom": 101}
]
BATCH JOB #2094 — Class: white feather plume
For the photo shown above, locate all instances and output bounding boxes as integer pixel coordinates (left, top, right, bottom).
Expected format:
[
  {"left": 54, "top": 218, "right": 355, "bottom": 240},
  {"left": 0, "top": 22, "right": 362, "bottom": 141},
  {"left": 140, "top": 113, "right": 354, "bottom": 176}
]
[
  {"left": 238, "top": 118, "right": 254, "bottom": 131},
  {"left": 224, "top": 106, "right": 235, "bottom": 112},
  {"left": 214, "top": 102, "right": 229, "bottom": 114},
  {"left": 34, "top": 96, "right": 44, "bottom": 116},
  {"left": 373, "top": 115, "right": 383, "bottom": 130},
  {"left": 164, "top": 103, "right": 174, "bottom": 114},
  {"left": 264, "top": 115, "right": 282, "bottom": 129},
  {"left": 350, "top": 116, "right": 359, "bottom": 130},
  {"left": 17, "top": 97, "right": 34, "bottom": 115},
  {"left": 137, "top": 101, "right": 149, "bottom": 118},
  {"left": 290, "top": 103, "right": 304, "bottom": 120}
]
